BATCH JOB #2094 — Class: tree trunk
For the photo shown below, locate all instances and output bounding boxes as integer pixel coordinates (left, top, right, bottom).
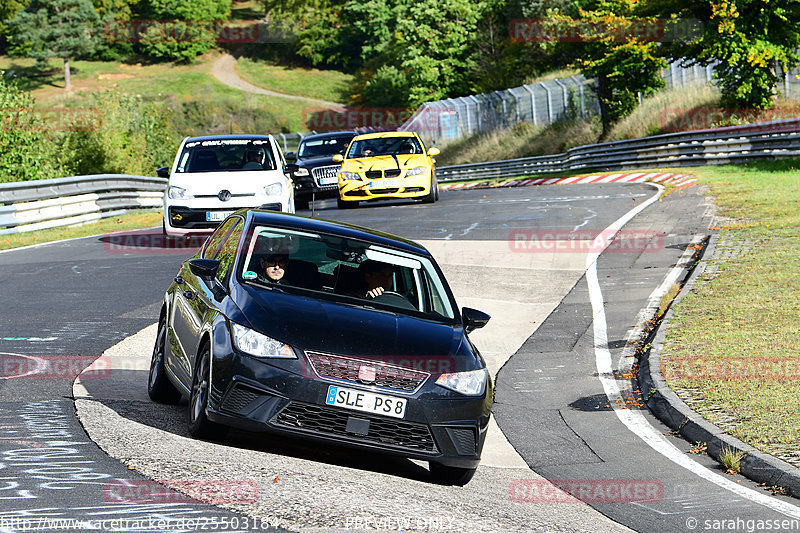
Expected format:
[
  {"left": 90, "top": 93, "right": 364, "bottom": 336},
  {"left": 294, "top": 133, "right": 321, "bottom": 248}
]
[{"left": 64, "top": 57, "right": 71, "bottom": 91}]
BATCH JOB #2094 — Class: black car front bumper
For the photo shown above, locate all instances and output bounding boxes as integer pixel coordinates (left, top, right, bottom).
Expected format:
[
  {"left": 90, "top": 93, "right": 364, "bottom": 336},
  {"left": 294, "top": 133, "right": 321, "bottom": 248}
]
[{"left": 207, "top": 350, "right": 491, "bottom": 468}]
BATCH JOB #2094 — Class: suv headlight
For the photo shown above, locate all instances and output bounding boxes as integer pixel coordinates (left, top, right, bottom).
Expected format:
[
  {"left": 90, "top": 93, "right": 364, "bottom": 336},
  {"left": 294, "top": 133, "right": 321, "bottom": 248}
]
[
  {"left": 231, "top": 323, "right": 295, "bottom": 359},
  {"left": 293, "top": 168, "right": 309, "bottom": 177},
  {"left": 435, "top": 368, "right": 488, "bottom": 396},
  {"left": 264, "top": 183, "right": 283, "bottom": 196},
  {"left": 406, "top": 166, "right": 427, "bottom": 176},
  {"left": 168, "top": 186, "right": 190, "bottom": 200},
  {"left": 339, "top": 171, "right": 361, "bottom": 181}
]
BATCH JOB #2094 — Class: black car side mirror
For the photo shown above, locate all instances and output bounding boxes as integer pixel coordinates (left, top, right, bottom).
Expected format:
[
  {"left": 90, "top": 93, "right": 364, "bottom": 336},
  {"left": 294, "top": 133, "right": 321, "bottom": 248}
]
[
  {"left": 189, "top": 258, "right": 220, "bottom": 280},
  {"left": 285, "top": 152, "right": 296, "bottom": 161},
  {"left": 462, "top": 307, "right": 490, "bottom": 333},
  {"left": 284, "top": 163, "right": 299, "bottom": 174},
  {"left": 156, "top": 167, "right": 170, "bottom": 178}
]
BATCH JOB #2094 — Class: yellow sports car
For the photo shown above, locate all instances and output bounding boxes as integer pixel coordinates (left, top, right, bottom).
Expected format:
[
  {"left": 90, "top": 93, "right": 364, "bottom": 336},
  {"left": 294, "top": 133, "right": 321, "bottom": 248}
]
[{"left": 332, "top": 132, "right": 440, "bottom": 208}]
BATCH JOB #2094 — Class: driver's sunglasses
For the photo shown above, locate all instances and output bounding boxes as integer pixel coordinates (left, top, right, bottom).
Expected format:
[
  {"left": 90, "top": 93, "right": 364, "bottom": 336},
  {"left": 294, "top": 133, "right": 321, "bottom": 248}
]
[{"left": 265, "top": 257, "right": 289, "bottom": 268}]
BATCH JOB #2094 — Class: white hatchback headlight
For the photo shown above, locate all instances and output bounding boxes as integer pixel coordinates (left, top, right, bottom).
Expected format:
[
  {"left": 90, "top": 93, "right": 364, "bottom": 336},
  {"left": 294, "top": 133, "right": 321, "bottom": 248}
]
[
  {"left": 168, "top": 186, "right": 190, "bottom": 199},
  {"left": 264, "top": 183, "right": 283, "bottom": 196},
  {"left": 231, "top": 323, "right": 295, "bottom": 359},
  {"left": 406, "top": 166, "right": 427, "bottom": 176},
  {"left": 435, "top": 368, "right": 488, "bottom": 396},
  {"left": 339, "top": 171, "right": 361, "bottom": 181}
]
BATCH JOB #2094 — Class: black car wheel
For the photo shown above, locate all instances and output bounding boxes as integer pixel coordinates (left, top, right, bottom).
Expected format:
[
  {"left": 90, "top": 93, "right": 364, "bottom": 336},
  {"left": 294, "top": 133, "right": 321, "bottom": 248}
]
[
  {"left": 337, "top": 197, "right": 358, "bottom": 209},
  {"left": 434, "top": 175, "right": 440, "bottom": 201},
  {"left": 148, "top": 315, "right": 182, "bottom": 404},
  {"left": 429, "top": 462, "right": 477, "bottom": 486},
  {"left": 422, "top": 177, "right": 437, "bottom": 203},
  {"left": 188, "top": 344, "right": 228, "bottom": 439},
  {"left": 294, "top": 198, "right": 310, "bottom": 211}
]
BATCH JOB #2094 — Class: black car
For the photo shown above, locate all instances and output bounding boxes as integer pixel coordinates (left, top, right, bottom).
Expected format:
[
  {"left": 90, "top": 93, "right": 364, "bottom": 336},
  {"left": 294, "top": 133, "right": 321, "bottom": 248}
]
[
  {"left": 285, "top": 131, "right": 356, "bottom": 210},
  {"left": 148, "top": 209, "right": 492, "bottom": 485}
]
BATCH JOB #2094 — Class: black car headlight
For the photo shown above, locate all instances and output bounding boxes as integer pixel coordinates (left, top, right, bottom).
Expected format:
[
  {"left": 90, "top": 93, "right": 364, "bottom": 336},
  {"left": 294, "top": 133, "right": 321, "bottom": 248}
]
[
  {"left": 435, "top": 368, "right": 488, "bottom": 396},
  {"left": 293, "top": 168, "right": 310, "bottom": 177},
  {"left": 231, "top": 323, "right": 295, "bottom": 359}
]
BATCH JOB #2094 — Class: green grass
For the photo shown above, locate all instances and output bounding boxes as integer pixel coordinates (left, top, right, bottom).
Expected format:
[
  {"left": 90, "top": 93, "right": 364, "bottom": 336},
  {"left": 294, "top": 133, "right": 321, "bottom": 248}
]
[
  {"left": 661, "top": 160, "right": 800, "bottom": 466},
  {"left": 0, "top": 210, "right": 163, "bottom": 251},
  {"left": 234, "top": 57, "right": 352, "bottom": 104}
]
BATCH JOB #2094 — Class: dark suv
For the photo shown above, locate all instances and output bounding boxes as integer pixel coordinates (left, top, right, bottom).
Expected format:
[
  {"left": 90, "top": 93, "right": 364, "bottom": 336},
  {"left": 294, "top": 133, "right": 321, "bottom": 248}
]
[{"left": 286, "top": 131, "right": 356, "bottom": 210}]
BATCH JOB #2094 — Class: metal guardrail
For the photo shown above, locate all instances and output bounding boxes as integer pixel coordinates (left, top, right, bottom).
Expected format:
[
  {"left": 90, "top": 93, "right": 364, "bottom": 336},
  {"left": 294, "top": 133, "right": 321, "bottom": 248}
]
[
  {"left": 0, "top": 175, "right": 167, "bottom": 235},
  {"left": 437, "top": 118, "right": 800, "bottom": 182}
]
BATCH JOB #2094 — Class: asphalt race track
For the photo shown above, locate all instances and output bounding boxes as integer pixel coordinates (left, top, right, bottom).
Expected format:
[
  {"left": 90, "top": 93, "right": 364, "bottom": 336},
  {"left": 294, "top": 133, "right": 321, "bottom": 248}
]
[{"left": 2, "top": 183, "right": 799, "bottom": 532}]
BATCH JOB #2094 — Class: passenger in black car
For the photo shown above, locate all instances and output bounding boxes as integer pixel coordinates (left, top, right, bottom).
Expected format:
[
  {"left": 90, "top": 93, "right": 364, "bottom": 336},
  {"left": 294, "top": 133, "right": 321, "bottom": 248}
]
[{"left": 259, "top": 253, "right": 289, "bottom": 283}]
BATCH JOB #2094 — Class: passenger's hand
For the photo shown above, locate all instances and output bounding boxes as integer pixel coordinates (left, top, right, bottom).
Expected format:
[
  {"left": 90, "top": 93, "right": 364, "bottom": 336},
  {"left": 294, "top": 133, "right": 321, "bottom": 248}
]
[{"left": 366, "top": 287, "right": 384, "bottom": 298}]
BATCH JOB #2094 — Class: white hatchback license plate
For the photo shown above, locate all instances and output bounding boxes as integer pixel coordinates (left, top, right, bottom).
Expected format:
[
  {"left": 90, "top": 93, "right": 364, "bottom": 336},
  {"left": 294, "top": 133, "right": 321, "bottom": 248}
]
[
  {"left": 205, "top": 211, "right": 232, "bottom": 222},
  {"left": 325, "top": 385, "right": 407, "bottom": 419},
  {"left": 369, "top": 179, "right": 400, "bottom": 188},
  {"left": 319, "top": 176, "right": 338, "bottom": 185}
]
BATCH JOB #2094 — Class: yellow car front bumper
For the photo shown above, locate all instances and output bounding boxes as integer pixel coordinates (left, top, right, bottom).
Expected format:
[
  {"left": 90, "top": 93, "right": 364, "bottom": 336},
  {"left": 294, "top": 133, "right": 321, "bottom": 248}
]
[{"left": 338, "top": 171, "right": 433, "bottom": 202}]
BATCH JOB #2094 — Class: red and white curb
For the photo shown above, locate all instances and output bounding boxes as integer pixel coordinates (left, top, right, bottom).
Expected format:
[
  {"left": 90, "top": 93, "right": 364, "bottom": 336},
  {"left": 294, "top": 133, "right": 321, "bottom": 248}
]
[{"left": 439, "top": 172, "right": 697, "bottom": 191}]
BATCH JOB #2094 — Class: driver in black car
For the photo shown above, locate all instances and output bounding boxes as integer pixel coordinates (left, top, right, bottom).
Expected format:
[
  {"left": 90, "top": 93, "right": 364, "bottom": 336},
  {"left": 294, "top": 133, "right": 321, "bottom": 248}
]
[
  {"left": 358, "top": 260, "right": 394, "bottom": 298},
  {"left": 259, "top": 253, "right": 289, "bottom": 284}
]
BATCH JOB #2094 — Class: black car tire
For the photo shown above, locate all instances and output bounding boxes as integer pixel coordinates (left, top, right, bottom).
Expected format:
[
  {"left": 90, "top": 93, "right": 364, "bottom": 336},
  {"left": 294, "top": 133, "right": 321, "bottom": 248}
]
[
  {"left": 434, "top": 175, "right": 440, "bottom": 201},
  {"left": 148, "top": 316, "right": 182, "bottom": 404},
  {"left": 429, "top": 462, "right": 477, "bottom": 486},
  {"left": 337, "top": 197, "right": 358, "bottom": 209},
  {"left": 188, "top": 344, "right": 228, "bottom": 440},
  {"left": 294, "top": 198, "right": 310, "bottom": 211},
  {"left": 422, "top": 177, "right": 437, "bottom": 203}
]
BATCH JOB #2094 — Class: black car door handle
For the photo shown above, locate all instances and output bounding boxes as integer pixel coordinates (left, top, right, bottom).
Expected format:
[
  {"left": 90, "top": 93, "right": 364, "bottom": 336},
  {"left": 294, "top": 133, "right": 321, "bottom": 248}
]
[
  {"left": 183, "top": 290, "right": 194, "bottom": 300},
  {"left": 175, "top": 275, "right": 183, "bottom": 284}
]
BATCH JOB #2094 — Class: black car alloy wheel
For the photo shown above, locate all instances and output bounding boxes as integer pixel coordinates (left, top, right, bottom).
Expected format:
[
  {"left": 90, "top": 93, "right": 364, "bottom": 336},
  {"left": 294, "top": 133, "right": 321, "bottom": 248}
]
[
  {"left": 188, "top": 343, "right": 228, "bottom": 439},
  {"left": 148, "top": 315, "right": 181, "bottom": 404}
]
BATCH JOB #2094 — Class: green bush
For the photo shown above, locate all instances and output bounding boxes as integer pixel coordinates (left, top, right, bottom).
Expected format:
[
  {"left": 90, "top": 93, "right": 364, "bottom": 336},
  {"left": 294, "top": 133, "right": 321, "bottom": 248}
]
[
  {"left": 63, "top": 91, "right": 176, "bottom": 175},
  {"left": 0, "top": 74, "right": 67, "bottom": 182}
]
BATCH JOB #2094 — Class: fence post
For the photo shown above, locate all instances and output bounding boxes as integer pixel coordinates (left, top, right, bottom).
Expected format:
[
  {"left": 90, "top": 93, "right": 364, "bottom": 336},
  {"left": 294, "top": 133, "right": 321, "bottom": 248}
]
[
  {"left": 512, "top": 90, "right": 521, "bottom": 123},
  {"left": 541, "top": 81, "right": 553, "bottom": 124},
  {"left": 523, "top": 85, "right": 538, "bottom": 126},
  {"left": 553, "top": 78, "right": 569, "bottom": 119},
  {"left": 469, "top": 95, "right": 482, "bottom": 132}
]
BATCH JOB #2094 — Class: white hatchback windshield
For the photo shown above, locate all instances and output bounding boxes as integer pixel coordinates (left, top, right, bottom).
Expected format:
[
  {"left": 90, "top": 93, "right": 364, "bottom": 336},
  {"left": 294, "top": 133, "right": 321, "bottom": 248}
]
[
  {"left": 176, "top": 139, "right": 276, "bottom": 173},
  {"left": 239, "top": 226, "right": 455, "bottom": 321}
]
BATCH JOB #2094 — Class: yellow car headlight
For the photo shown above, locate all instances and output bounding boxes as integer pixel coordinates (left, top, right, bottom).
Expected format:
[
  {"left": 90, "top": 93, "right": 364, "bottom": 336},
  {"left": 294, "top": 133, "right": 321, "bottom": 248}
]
[{"left": 406, "top": 166, "right": 428, "bottom": 176}]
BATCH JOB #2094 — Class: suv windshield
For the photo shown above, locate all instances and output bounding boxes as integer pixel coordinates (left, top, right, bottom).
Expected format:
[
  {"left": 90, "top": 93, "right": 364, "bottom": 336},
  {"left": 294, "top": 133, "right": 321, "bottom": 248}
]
[
  {"left": 175, "top": 139, "right": 277, "bottom": 173},
  {"left": 239, "top": 225, "right": 455, "bottom": 321},
  {"left": 347, "top": 137, "right": 423, "bottom": 158},
  {"left": 297, "top": 135, "right": 354, "bottom": 159}
]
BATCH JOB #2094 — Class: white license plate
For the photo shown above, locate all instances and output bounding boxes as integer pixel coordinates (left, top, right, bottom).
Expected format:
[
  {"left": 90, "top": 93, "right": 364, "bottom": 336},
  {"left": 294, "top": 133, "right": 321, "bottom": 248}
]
[
  {"left": 319, "top": 176, "right": 338, "bottom": 185},
  {"left": 205, "top": 211, "right": 232, "bottom": 222},
  {"left": 369, "top": 179, "right": 400, "bottom": 188},
  {"left": 325, "top": 385, "right": 407, "bottom": 419}
]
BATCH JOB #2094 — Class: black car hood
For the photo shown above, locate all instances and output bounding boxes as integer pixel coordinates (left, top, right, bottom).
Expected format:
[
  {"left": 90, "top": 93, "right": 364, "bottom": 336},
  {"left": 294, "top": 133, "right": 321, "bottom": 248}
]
[
  {"left": 239, "top": 286, "right": 472, "bottom": 363},
  {"left": 295, "top": 155, "right": 341, "bottom": 168}
]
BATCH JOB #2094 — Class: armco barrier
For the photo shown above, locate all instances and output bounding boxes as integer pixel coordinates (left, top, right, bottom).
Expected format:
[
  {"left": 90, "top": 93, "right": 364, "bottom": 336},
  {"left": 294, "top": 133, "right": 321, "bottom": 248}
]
[
  {"left": 436, "top": 117, "right": 800, "bottom": 182},
  {"left": 0, "top": 175, "right": 166, "bottom": 235}
]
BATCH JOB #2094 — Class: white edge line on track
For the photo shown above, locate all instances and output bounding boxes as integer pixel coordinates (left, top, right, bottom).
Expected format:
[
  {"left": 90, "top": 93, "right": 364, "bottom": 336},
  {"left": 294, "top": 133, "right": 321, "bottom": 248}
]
[
  {"left": 586, "top": 183, "right": 800, "bottom": 518},
  {"left": 0, "top": 352, "right": 48, "bottom": 379}
]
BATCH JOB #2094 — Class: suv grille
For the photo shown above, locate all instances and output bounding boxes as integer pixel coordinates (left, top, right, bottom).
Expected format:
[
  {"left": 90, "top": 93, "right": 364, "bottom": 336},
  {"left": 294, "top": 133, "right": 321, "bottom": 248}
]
[
  {"left": 306, "top": 352, "right": 429, "bottom": 393},
  {"left": 311, "top": 165, "right": 340, "bottom": 188},
  {"left": 275, "top": 402, "right": 437, "bottom": 452}
]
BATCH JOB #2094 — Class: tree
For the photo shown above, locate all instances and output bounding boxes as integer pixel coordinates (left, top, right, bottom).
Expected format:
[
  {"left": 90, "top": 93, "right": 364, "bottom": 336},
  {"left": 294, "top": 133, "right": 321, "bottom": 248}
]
[
  {"left": 652, "top": 0, "right": 800, "bottom": 109},
  {"left": 137, "top": 0, "right": 230, "bottom": 62},
  {"left": 548, "top": 3, "right": 666, "bottom": 135},
  {"left": 7, "top": 0, "right": 100, "bottom": 90}
]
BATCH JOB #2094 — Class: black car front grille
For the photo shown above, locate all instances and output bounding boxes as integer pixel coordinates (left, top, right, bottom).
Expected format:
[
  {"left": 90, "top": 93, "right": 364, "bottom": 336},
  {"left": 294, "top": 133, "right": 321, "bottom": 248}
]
[
  {"left": 311, "top": 165, "right": 341, "bottom": 187},
  {"left": 274, "top": 402, "right": 436, "bottom": 452},
  {"left": 305, "top": 352, "right": 429, "bottom": 393},
  {"left": 384, "top": 169, "right": 402, "bottom": 178},
  {"left": 365, "top": 170, "right": 382, "bottom": 180}
]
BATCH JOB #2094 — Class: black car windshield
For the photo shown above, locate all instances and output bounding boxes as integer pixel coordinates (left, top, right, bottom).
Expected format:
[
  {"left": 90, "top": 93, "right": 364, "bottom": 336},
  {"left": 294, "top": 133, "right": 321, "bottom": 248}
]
[
  {"left": 175, "top": 139, "right": 277, "bottom": 173},
  {"left": 298, "top": 136, "right": 354, "bottom": 159},
  {"left": 239, "top": 225, "right": 455, "bottom": 321},
  {"left": 347, "top": 137, "right": 423, "bottom": 158}
]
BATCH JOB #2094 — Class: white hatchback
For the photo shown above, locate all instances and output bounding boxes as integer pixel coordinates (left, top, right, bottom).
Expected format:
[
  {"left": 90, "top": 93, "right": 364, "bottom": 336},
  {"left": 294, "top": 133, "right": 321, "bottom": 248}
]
[{"left": 160, "top": 134, "right": 294, "bottom": 239}]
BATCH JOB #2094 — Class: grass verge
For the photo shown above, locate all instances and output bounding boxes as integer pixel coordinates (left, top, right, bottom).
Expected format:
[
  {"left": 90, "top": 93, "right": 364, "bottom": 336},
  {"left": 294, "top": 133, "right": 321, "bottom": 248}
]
[
  {"left": 660, "top": 160, "right": 800, "bottom": 467},
  {"left": 0, "top": 210, "right": 162, "bottom": 252},
  {"left": 235, "top": 58, "right": 352, "bottom": 104}
]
